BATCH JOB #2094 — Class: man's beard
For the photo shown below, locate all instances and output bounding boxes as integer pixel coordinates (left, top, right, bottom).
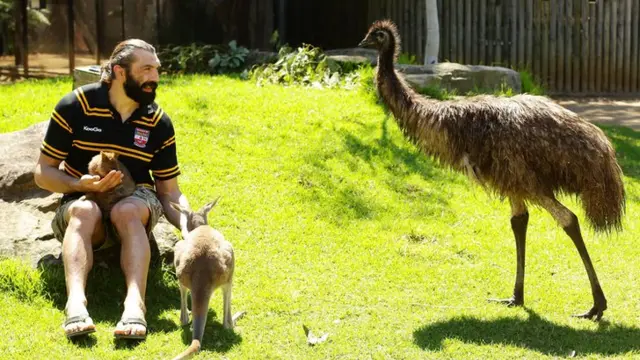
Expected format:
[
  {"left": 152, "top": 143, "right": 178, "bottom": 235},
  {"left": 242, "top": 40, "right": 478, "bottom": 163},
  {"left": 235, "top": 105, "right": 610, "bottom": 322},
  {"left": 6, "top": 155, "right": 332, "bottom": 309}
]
[{"left": 123, "top": 71, "right": 158, "bottom": 106}]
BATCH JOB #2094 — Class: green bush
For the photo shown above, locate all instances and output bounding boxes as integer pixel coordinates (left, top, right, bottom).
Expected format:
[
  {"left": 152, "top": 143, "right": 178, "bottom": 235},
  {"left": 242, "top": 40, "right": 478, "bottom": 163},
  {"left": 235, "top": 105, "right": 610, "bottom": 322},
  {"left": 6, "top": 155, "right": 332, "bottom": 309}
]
[
  {"left": 249, "top": 44, "right": 369, "bottom": 89},
  {"left": 519, "top": 70, "right": 545, "bottom": 95},
  {"left": 157, "top": 40, "right": 249, "bottom": 75},
  {"left": 397, "top": 52, "right": 417, "bottom": 65}
]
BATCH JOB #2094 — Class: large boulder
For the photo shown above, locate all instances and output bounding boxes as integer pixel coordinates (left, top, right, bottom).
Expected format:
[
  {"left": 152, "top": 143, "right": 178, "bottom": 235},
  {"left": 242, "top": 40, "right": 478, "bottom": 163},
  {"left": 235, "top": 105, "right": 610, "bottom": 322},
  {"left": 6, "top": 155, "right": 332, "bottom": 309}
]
[
  {"left": 398, "top": 62, "right": 522, "bottom": 94},
  {"left": 0, "top": 121, "right": 180, "bottom": 268},
  {"left": 324, "top": 48, "right": 522, "bottom": 94}
]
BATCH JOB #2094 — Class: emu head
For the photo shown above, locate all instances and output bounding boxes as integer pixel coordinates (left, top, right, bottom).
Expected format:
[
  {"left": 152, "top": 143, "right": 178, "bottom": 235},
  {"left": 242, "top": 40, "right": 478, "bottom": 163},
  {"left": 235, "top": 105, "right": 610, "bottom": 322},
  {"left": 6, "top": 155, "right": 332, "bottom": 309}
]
[
  {"left": 170, "top": 196, "right": 220, "bottom": 233},
  {"left": 358, "top": 19, "right": 401, "bottom": 60},
  {"left": 87, "top": 151, "right": 120, "bottom": 177}
]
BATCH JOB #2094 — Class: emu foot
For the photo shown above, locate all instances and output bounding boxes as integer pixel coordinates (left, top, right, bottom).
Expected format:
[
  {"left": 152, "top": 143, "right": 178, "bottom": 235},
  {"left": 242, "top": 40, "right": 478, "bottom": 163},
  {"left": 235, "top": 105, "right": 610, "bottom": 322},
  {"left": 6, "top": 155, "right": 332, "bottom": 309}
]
[
  {"left": 573, "top": 304, "right": 606, "bottom": 321},
  {"left": 488, "top": 296, "right": 523, "bottom": 307}
]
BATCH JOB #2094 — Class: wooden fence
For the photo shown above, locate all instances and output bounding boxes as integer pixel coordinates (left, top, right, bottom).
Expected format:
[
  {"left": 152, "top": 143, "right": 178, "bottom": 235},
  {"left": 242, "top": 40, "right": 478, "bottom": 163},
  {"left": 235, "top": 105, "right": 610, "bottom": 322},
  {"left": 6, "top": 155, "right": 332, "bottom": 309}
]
[{"left": 367, "top": 0, "right": 640, "bottom": 95}]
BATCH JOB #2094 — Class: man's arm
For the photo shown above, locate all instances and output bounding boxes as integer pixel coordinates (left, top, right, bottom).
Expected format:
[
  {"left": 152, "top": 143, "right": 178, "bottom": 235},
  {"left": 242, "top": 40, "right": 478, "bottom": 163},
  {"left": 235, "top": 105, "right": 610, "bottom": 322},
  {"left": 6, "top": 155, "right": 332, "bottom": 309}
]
[
  {"left": 155, "top": 177, "right": 190, "bottom": 233},
  {"left": 34, "top": 153, "right": 124, "bottom": 194}
]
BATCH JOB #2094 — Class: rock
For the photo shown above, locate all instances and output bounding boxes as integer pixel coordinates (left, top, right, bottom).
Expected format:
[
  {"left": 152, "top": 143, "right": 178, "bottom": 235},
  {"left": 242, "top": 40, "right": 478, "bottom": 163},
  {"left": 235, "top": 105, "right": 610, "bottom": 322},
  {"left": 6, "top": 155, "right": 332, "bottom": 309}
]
[
  {"left": 245, "top": 50, "right": 279, "bottom": 68},
  {"left": 324, "top": 48, "right": 378, "bottom": 65},
  {"left": 73, "top": 65, "right": 101, "bottom": 89},
  {"left": 0, "top": 121, "right": 180, "bottom": 268},
  {"left": 400, "top": 62, "right": 522, "bottom": 94},
  {"left": 0, "top": 121, "right": 49, "bottom": 199},
  {"left": 322, "top": 48, "right": 522, "bottom": 94}
]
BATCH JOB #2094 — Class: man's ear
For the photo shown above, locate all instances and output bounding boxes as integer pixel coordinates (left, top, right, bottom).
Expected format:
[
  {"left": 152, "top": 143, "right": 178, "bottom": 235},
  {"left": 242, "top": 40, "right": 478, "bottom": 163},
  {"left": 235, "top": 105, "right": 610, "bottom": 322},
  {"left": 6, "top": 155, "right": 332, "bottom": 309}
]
[{"left": 113, "top": 64, "right": 126, "bottom": 81}]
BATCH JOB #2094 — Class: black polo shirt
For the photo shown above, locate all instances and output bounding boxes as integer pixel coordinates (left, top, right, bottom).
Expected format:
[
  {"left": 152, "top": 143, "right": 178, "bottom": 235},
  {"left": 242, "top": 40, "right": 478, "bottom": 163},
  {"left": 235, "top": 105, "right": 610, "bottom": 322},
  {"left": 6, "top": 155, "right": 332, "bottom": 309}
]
[{"left": 40, "top": 81, "right": 180, "bottom": 201}]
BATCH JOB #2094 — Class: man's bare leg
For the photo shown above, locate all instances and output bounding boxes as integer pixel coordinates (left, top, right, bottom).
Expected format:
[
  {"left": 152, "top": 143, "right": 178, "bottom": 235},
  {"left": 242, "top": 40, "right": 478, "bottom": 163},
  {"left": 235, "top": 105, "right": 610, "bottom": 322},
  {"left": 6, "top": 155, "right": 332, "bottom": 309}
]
[
  {"left": 110, "top": 198, "right": 151, "bottom": 338},
  {"left": 62, "top": 200, "right": 105, "bottom": 337}
]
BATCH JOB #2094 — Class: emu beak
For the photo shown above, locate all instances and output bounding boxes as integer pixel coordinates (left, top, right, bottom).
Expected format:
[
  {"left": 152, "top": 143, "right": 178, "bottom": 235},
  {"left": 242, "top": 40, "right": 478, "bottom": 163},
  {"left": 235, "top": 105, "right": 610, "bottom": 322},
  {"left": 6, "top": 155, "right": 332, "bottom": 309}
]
[{"left": 358, "top": 37, "right": 373, "bottom": 48}]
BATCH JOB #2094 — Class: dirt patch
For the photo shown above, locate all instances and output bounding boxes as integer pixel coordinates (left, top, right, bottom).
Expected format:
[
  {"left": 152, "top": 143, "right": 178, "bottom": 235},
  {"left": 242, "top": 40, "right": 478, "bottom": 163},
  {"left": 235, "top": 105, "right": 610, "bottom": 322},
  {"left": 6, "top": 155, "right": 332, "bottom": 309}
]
[{"left": 554, "top": 97, "right": 640, "bottom": 131}]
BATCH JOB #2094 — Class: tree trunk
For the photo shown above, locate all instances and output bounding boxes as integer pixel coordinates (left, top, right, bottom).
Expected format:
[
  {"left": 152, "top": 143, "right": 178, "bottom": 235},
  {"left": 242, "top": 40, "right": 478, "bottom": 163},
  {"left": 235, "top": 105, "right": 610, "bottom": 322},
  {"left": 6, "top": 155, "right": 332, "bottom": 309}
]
[{"left": 424, "top": 0, "right": 439, "bottom": 65}]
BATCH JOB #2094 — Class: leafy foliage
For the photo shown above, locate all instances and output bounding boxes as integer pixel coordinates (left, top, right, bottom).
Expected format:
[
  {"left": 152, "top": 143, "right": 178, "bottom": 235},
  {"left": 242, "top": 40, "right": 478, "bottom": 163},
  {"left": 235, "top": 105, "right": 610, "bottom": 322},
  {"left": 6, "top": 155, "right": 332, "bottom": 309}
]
[
  {"left": 157, "top": 40, "right": 249, "bottom": 75},
  {"left": 397, "top": 52, "right": 417, "bottom": 65},
  {"left": 249, "top": 44, "right": 369, "bottom": 89},
  {"left": 0, "top": 0, "right": 51, "bottom": 54},
  {"left": 519, "top": 69, "right": 546, "bottom": 95}
]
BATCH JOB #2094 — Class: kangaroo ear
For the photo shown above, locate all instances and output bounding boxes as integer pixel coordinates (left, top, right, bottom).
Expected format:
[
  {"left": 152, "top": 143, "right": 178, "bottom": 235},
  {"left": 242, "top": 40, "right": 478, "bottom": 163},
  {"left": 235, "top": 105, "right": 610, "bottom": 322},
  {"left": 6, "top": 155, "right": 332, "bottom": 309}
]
[
  {"left": 201, "top": 196, "right": 220, "bottom": 216},
  {"left": 170, "top": 201, "right": 185, "bottom": 213}
]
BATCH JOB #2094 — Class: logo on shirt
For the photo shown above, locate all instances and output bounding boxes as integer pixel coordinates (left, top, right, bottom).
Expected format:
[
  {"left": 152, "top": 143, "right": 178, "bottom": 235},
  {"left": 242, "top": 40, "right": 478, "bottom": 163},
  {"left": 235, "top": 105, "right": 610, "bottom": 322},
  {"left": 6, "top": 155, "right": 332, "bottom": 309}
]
[
  {"left": 134, "top": 128, "right": 150, "bottom": 148},
  {"left": 83, "top": 126, "right": 102, "bottom": 132}
]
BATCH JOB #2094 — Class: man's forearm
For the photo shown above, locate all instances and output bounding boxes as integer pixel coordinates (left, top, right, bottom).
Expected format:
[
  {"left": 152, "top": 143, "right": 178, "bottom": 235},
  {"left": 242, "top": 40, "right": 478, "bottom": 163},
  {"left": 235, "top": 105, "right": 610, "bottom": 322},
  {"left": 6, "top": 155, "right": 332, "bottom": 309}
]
[
  {"left": 158, "top": 191, "right": 190, "bottom": 230},
  {"left": 34, "top": 163, "right": 81, "bottom": 194}
]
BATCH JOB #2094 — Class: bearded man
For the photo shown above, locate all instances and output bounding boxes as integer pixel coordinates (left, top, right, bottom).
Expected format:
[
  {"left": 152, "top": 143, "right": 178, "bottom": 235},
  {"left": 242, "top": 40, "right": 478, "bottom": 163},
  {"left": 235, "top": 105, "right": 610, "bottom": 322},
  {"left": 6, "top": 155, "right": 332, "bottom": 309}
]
[{"left": 34, "top": 39, "right": 191, "bottom": 340}]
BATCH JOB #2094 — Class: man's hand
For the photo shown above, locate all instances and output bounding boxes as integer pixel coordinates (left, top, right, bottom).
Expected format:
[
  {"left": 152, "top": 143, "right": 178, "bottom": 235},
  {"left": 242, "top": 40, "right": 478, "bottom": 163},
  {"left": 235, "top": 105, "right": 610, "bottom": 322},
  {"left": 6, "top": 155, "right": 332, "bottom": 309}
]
[{"left": 75, "top": 170, "right": 124, "bottom": 193}]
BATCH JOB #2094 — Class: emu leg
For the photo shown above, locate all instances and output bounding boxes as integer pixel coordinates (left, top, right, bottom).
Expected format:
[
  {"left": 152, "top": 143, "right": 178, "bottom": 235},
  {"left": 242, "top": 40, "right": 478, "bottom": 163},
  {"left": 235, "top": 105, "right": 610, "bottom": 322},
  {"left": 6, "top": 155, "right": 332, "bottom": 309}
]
[
  {"left": 540, "top": 196, "right": 607, "bottom": 321},
  {"left": 490, "top": 198, "right": 528, "bottom": 307}
]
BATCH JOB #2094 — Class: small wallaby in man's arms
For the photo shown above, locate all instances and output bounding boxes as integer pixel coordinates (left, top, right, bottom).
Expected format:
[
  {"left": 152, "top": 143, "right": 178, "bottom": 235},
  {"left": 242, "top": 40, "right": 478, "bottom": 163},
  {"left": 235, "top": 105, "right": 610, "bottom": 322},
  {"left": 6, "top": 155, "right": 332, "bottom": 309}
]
[{"left": 81, "top": 151, "right": 136, "bottom": 213}]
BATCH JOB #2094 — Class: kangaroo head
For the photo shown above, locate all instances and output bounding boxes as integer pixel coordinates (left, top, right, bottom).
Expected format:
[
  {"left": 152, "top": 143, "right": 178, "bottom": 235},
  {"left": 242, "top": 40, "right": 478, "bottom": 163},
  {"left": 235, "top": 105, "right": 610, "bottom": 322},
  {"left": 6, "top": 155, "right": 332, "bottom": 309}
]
[
  {"left": 170, "top": 196, "right": 220, "bottom": 232},
  {"left": 87, "top": 151, "right": 120, "bottom": 177}
]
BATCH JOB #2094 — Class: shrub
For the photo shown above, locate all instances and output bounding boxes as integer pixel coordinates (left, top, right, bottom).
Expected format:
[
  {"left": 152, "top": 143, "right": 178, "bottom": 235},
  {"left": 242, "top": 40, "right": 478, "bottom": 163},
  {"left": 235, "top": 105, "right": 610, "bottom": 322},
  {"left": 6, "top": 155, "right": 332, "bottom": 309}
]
[
  {"left": 249, "top": 44, "right": 369, "bottom": 89},
  {"left": 157, "top": 40, "right": 249, "bottom": 75}
]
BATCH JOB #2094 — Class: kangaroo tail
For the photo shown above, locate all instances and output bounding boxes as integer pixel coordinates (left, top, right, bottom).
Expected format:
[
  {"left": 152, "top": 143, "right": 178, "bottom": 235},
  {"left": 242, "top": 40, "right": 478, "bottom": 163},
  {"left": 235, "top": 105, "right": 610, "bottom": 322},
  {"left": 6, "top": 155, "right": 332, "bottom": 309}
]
[{"left": 171, "top": 287, "right": 212, "bottom": 360}]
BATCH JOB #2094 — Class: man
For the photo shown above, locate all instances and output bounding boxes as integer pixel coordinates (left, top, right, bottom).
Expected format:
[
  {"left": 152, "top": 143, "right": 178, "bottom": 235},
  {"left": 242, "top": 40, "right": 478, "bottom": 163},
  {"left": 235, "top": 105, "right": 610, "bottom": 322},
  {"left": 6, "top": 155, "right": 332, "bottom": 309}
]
[{"left": 34, "top": 39, "right": 190, "bottom": 340}]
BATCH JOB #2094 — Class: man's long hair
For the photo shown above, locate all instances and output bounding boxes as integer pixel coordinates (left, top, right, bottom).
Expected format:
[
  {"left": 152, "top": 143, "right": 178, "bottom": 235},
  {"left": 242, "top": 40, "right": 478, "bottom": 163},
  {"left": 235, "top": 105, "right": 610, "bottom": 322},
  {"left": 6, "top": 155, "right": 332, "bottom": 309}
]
[{"left": 100, "top": 39, "right": 156, "bottom": 84}]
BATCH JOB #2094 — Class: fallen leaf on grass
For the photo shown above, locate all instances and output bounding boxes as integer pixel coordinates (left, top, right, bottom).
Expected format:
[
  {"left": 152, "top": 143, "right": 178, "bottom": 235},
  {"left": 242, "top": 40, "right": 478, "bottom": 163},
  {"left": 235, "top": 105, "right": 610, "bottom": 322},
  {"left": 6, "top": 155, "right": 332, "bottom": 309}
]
[
  {"left": 232, "top": 311, "right": 247, "bottom": 326},
  {"left": 303, "top": 324, "right": 329, "bottom": 346}
]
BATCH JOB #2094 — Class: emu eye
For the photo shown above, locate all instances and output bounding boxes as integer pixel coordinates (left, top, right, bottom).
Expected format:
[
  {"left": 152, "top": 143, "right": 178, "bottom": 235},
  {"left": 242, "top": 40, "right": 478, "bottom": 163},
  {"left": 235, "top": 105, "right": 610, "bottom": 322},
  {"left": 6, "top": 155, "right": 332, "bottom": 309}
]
[{"left": 375, "top": 31, "right": 385, "bottom": 42}]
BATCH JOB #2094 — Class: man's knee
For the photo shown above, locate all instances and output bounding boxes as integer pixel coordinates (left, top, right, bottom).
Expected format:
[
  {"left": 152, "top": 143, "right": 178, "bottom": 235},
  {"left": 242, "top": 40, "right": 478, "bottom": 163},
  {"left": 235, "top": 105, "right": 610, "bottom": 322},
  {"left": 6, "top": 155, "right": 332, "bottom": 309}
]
[
  {"left": 111, "top": 199, "right": 150, "bottom": 228},
  {"left": 66, "top": 200, "right": 102, "bottom": 227}
]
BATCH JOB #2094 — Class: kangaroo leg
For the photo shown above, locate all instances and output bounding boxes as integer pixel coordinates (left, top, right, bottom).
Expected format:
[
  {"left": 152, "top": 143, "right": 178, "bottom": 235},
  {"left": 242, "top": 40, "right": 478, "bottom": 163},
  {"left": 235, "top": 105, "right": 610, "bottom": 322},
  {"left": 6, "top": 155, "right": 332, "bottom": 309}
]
[
  {"left": 539, "top": 196, "right": 607, "bottom": 321},
  {"left": 490, "top": 197, "right": 528, "bottom": 307},
  {"left": 179, "top": 283, "right": 190, "bottom": 326},
  {"left": 222, "top": 283, "right": 233, "bottom": 329}
]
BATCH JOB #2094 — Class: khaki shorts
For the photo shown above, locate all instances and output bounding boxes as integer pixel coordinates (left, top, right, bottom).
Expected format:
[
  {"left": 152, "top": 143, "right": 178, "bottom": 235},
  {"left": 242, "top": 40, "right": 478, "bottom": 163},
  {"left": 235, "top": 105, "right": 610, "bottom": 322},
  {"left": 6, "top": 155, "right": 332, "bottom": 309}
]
[{"left": 52, "top": 186, "right": 164, "bottom": 251}]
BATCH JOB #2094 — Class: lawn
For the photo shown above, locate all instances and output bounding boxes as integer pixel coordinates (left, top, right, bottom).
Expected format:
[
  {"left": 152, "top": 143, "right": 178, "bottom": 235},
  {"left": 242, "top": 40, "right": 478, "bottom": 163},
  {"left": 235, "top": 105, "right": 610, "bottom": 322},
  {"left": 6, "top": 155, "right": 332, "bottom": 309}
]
[{"left": 1, "top": 74, "right": 640, "bottom": 359}]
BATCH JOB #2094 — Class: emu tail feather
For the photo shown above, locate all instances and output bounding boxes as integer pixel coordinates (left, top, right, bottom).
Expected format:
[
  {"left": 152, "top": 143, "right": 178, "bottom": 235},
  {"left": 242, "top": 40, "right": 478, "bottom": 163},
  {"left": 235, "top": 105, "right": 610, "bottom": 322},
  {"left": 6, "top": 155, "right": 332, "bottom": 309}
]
[
  {"left": 581, "top": 157, "right": 626, "bottom": 233},
  {"left": 171, "top": 288, "right": 211, "bottom": 360}
]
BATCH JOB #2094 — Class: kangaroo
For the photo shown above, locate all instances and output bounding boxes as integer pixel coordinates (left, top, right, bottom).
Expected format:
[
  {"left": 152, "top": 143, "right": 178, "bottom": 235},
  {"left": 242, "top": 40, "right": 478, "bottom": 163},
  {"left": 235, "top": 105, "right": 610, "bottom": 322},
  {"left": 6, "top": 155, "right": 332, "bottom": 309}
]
[
  {"left": 170, "top": 197, "right": 235, "bottom": 360},
  {"left": 81, "top": 151, "right": 136, "bottom": 213}
]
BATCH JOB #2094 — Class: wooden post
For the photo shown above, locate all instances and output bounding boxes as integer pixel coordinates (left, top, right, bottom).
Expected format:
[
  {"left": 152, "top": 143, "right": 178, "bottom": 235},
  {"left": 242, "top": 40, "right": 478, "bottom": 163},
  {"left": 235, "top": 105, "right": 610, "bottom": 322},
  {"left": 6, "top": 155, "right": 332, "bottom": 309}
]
[
  {"left": 121, "top": 0, "right": 126, "bottom": 39},
  {"left": 68, "top": 0, "right": 75, "bottom": 75},
  {"left": 21, "top": 0, "right": 28, "bottom": 76},
  {"left": 479, "top": 0, "right": 486, "bottom": 64},
  {"left": 277, "top": 0, "right": 286, "bottom": 45},
  {"left": 631, "top": 0, "right": 639, "bottom": 92},
  {"left": 156, "top": 0, "right": 161, "bottom": 45},
  {"left": 95, "top": 0, "right": 102, "bottom": 64}
]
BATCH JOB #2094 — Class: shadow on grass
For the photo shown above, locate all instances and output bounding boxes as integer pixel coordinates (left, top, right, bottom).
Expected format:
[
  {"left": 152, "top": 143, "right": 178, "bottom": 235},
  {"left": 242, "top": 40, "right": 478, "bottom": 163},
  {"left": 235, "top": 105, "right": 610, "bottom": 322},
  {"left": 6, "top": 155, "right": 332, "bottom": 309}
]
[
  {"left": 39, "top": 248, "right": 181, "bottom": 336},
  {"left": 297, "top": 113, "right": 459, "bottom": 223},
  {"left": 413, "top": 309, "right": 640, "bottom": 357},
  {"left": 37, "top": 248, "right": 243, "bottom": 352},
  {"left": 178, "top": 308, "right": 242, "bottom": 353}
]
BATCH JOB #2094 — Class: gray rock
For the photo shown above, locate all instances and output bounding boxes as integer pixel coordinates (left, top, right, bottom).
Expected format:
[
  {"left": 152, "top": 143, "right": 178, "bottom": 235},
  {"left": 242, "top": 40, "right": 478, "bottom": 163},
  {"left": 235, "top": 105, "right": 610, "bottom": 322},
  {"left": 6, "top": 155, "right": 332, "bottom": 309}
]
[
  {"left": 322, "top": 48, "right": 522, "bottom": 94},
  {"left": 325, "top": 48, "right": 378, "bottom": 65},
  {"left": 73, "top": 65, "right": 101, "bottom": 89},
  {"left": 245, "top": 50, "right": 279, "bottom": 68},
  {"left": 0, "top": 121, "right": 179, "bottom": 268},
  {"left": 401, "top": 62, "right": 522, "bottom": 94}
]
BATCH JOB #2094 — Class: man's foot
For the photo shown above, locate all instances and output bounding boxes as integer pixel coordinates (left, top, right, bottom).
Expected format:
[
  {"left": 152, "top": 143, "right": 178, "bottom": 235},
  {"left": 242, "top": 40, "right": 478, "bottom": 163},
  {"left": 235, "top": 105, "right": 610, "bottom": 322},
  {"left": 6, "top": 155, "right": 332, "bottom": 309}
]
[
  {"left": 63, "top": 302, "right": 96, "bottom": 339},
  {"left": 114, "top": 303, "right": 147, "bottom": 340}
]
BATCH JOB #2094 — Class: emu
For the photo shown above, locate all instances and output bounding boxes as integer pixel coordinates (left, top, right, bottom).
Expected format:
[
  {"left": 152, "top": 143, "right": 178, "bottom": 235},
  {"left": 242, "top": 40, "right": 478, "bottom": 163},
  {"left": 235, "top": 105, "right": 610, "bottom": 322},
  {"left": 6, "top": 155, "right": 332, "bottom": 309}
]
[{"left": 358, "top": 19, "right": 625, "bottom": 321}]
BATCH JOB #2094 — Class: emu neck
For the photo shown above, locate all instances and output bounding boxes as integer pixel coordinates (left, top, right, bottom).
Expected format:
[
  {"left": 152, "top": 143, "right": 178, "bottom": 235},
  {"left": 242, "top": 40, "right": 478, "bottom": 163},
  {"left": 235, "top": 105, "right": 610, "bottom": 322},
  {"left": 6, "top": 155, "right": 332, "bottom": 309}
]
[{"left": 375, "top": 50, "right": 440, "bottom": 153}]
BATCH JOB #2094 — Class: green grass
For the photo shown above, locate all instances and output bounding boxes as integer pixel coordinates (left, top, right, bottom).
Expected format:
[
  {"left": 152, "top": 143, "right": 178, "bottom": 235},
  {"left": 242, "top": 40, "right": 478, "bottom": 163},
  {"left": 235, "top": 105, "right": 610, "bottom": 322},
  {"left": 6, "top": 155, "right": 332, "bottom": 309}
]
[{"left": 1, "top": 75, "right": 640, "bottom": 359}]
